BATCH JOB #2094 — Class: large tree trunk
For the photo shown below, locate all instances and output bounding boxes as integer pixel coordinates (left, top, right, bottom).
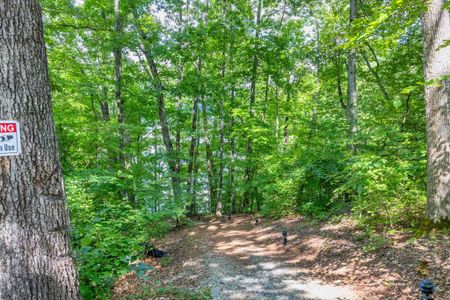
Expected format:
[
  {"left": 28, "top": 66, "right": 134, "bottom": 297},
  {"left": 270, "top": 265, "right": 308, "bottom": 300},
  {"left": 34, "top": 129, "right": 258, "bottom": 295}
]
[
  {"left": 347, "top": 0, "right": 358, "bottom": 154},
  {"left": 421, "top": 0, "right": 450, "bottom": 221},
  {"left": 0, "top": 1, "right": 81, "bottom": 299}
]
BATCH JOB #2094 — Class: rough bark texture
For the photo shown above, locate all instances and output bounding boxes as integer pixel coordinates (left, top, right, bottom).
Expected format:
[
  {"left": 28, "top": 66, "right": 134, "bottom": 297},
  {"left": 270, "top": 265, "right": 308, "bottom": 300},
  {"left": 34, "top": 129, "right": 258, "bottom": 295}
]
[
  {"left": 347, "top": 0, "right": 358, "bottom": 154},
  {"left": 0, "top": 1, "right": 81, "bottom": 299},
  {"left": 421, "top": 0, "right": 450, "bottom": 221}
]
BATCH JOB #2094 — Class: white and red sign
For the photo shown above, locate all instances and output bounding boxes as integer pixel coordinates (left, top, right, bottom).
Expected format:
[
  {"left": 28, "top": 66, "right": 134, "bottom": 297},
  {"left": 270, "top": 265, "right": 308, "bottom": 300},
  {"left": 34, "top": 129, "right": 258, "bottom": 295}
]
[{"left": 0, "top": 121, "right": 21, "bottom": 156}]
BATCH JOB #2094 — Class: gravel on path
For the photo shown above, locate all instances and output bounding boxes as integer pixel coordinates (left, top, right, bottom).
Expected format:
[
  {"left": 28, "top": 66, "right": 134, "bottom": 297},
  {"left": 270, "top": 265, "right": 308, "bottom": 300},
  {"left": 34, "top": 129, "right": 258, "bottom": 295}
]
[{"left": 196, "top": 217, "right": 358, "bottom": 300}]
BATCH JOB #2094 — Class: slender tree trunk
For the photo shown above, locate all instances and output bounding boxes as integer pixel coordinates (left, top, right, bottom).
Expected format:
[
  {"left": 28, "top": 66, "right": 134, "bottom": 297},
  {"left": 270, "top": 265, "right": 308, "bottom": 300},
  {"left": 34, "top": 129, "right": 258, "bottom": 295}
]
[
  {"left": 0, "top": 1, "right": 81, "bottom": 299},
  {"left": 135, "top": 9, "right": 181, "bottom": 199},
  {"left": 228, "top": 11, "right": 237, "bottom": 216},
  {"left": 335, "top": 45, "right": 350, "bottom": 124},
  {"left": 310, "top": 21, "right": 321, "bottom": 138},
  {"left": 115, "top": 0, "right": 135, "bottom": 203},
  {"left": 361, "top": 49, "right": 390, "bottom": 102},
  {"left": 244, "top": 0, "right": 262, "bottom": 209},
  {"left": 176, "top": 63, "right": 183, "bottom": 163},
  {"left": 216, "top": 0, "right": 228, "bottom": 217},
  {"left": 263, "top": 75, "right": 269, "bottom": 120},
  {"left": 114, "top": 0, "right": 126, "bottom": 166},
  {"left": 186, "top": 96, "right": 199, "bottom": 214},
  {"left": 421, "top": 0, "right": 450, "bottom": 221},
  {"left": 154, "top": 128, "right": 159, "bottom": 212},
  {"left": 201, "top": 96, "right": 215, "bottom": 210},
  {"left": 100, "top": 95, "right": 110, "bottom": 122},
  {"left": 275, "top": 85, "right": 280, "bottom": 149},
  {"left": 175, "top": 8, "right": 184, "bottom": 167},
  {"left": 283, "top": 87, "right": 290, "bottom": 151},
  {"left": 190, "top": 110, "right": 201, "bottom": 216},
  {"left": 249, "top": 0, "right": 262, "bottom": 112},
  {"left": 401, "top": 92, "right": 412, "bottom": 130},
  {"left": 139, "top": 37, "right": 181, "bottom": 199},
  {"left": 347, "top": 0, "right": 358, "bottom": 154}
]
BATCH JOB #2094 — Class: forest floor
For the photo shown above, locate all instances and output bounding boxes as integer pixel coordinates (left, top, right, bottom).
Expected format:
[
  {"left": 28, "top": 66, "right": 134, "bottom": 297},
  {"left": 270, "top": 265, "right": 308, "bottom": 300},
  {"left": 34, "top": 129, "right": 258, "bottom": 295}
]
[{"left": 113, "top": 215, "right": 450, "bottom": 299}]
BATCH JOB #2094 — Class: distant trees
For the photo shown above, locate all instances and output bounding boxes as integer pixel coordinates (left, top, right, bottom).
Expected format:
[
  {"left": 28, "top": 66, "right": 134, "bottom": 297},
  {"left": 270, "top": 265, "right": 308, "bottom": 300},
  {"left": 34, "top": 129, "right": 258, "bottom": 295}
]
[
  {"left": 0, "top": 1, "right": 80, "bottom": 299},
  {"left": 421, "top": 0, "right": 450, "bottom": 221},
  {"left": 39, "top": 0, "right": 450, "bottom": 296}
]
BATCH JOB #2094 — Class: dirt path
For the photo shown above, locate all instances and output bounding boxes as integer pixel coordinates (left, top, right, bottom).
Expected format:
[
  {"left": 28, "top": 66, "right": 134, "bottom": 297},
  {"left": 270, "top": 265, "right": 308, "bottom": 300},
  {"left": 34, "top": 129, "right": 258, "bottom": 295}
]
[
  {"left": 113, "top": 215, "right": 449, "bottom": 299},
  {"left": 195, "top": 217, "right": 358, "bottom": 300}
]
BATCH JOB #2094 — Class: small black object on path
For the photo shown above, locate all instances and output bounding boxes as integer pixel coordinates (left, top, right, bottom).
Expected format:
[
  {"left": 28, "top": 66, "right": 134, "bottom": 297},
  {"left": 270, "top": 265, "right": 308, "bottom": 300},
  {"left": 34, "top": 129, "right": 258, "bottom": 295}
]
[
  {"left": 282, "top": 230, "right": 288, "bottom": 247},
  {"left": 140, "top": 242, "right": 169, "bottom": 258},
  {"left": 419, "top": 278, "right": 435, "bottom": 300}
]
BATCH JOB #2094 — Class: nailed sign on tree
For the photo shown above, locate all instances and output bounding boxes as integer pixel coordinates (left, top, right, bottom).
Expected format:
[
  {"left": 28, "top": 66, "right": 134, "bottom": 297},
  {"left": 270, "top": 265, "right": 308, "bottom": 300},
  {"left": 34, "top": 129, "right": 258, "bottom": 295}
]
[{"left": 0, "top": 121, "right": 21, "bottom": 157}]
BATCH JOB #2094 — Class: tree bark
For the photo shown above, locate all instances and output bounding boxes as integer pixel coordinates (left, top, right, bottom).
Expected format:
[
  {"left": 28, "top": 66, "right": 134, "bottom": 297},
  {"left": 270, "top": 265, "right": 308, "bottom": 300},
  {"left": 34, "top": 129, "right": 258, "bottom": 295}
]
[
  {"left": 114, "top": 0, "right": 126, "bottom": 166},
  {"left": 283, "top": 85, "right": 291, "bottom": 152},
  {"left": 114, "top": 0, "right": 135, "bottom": 203},
  {"left": 175, "top": 7, "right": 184, "bottom": 168},
  {"left": 347, "top": 0, "right": 358, "bottom": 154},
  {"left": 201, "top": 96, "right": 215, "bottom": 210},
  {"left": 216, "top": 0, "right": 228, "bottom": 217},
  {"left": 191, "top": 118, "right": 201, "bottom": 216},
  {"left": 136, "top": 16, "right": 181, "bottom": 199},
  {"left": 0, "top": 1, "right": 81, "bottom": 299},
  {"left": 186, "top": 96, "right": 199, "bottom": 214},
  {"left": 244, "top": 0, "right": 262, "bottom": 209},
  {"left": 275, "top": 85, "right": 280, "bottom": 149},
  {"left": 421, "top": 0, "right": 450, "bottom": 221}
]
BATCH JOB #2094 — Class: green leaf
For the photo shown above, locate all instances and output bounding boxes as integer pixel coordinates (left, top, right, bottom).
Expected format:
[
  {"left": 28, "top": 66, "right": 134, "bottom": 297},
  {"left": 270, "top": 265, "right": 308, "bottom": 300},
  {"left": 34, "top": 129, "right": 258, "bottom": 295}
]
[
  {"left": 393, "top": 97, "right": 402, "bottom": 108},
  {"left": 400, "top": 86, "right": 418, "bottom": 95},
  {"left": 80, "top": 236, "right": 93, "bottom": 247}
]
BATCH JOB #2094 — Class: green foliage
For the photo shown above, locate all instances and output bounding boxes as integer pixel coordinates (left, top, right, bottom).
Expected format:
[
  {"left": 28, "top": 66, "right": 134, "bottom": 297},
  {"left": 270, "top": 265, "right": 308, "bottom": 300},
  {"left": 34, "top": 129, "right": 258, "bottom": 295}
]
[
  {"left": 362, "top": 234, "right": 391, "bottom": 253},
  {"left": 130, "top": 262, "right": 155, "bottom": 280},
  {"left": 40, "top": 0, "right": 448, "bottom": 296},
  {"left": 66, "top": 174, "right": 175, "bottom": 299},
  {"left": 121, "top": 286, "right": 212, "bottom": 300}
]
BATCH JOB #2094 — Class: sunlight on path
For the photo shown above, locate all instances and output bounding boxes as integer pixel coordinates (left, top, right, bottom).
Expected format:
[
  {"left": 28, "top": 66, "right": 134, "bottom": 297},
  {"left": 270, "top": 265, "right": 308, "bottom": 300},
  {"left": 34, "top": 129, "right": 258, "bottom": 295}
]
[{"left": 198, "top": 218, "right": 358, "bottom": 300}]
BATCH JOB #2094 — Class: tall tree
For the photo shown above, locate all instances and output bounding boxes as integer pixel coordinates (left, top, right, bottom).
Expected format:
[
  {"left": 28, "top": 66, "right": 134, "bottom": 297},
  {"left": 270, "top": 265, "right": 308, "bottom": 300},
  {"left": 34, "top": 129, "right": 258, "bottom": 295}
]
[
  {"left": 216, "top": 0, "right": 228, "bottom": 217},
  {"left": 347, "top": 0, "right": 358, "bottom": 154},
  {"left": 421, "top": 0, "right": 450, "bottom": 221},
  {"left": 0, "top": 1, "right": 81, "bottom": 299},
  {"left": 243, "top": 0, "right": 262, "bottom": 209},
  {"left": 136, "top": 14, "right": 181, "bottom": 200},
  {"left": 114, "top": 0, "right": 125, "bottom": 166}
]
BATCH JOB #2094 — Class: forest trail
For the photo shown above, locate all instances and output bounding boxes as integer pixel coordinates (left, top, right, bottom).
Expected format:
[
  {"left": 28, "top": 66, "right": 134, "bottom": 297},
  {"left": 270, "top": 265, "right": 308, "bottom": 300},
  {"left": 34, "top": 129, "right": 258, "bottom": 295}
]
[
  {"left": 193, "top": 217, "right": 358, "bottom": 300},
  {"left": 114, "top": 215, "right": 449, "bottom": 299}
]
